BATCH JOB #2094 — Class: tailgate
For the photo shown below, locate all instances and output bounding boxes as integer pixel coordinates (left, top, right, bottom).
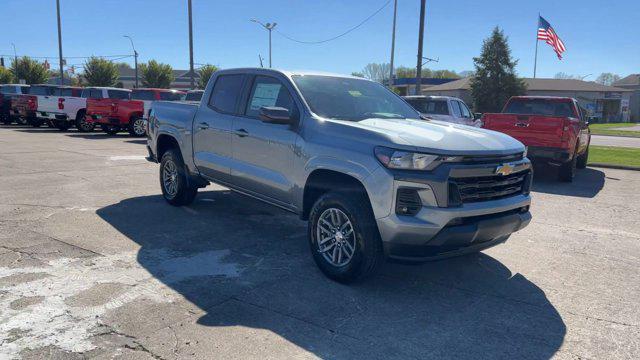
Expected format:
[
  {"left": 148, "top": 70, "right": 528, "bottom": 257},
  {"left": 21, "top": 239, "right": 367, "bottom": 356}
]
[
  {"left": 483, "top": 113, "right": 565, "bottom": 148},
  {"left": 36, "top": 96, "right": 59, "bottom": 114},
  {"left": 87, "top": 99, "right": 114, "bottom": 117}
]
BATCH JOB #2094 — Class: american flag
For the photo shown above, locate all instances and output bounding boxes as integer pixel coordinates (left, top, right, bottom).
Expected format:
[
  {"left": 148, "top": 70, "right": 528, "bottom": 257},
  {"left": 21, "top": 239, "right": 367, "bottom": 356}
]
[{"left": 537, "top": 16, "right": 566, "bottom": 59}]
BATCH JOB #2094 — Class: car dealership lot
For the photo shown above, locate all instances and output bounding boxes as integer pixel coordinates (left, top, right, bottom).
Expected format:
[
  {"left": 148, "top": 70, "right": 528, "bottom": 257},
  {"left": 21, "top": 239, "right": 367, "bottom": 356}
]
[{"left": 0, "top": 126, "right": 638, "bottom": 359}]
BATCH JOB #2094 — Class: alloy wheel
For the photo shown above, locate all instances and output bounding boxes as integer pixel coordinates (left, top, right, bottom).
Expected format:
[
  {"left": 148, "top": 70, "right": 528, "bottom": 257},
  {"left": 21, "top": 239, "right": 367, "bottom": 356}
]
[
  {"left": 316, "top": 208, "right": 356, "bottom": 267},
  {"left": 162, "top": 159, "right": 179, "bottom": 199}
]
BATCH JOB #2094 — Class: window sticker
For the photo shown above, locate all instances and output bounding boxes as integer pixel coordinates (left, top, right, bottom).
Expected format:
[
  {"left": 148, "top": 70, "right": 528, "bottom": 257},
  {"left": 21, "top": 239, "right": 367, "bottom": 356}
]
[
  {"left": 348, "top": 90, "right": 362, "bottom": 97},
  {"left": 250, "top": 83, "right": 281, "bottom": 110}
]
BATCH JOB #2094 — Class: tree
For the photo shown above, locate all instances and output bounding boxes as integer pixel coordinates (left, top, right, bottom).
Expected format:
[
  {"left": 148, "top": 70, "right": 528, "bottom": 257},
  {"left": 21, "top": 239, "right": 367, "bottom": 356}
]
[
  {"left": 140, "top": 60, "right": 174, "bottom": 88},
  {"left": 0, "top": 67, "right": 14, "bottom": 83},
  {"left": 595, "top": 73, "right": 621, "bottom": 86},
  {"left": 470, "top": 27, "right": 526, "bottom": 113},
  {"left": 10, "top": 56, "right": 49, "bottom": 84},
  {"left": 83, "top": 57, "right": 119, "bottom": 86},
  {"left": 394, "top": 66, "right": 416, "bottom": 79},
  {"left": 431, "top": 69, "right": 460, "bottom": 79},
  {"left": 362, "top": 63, "right": 390, "bottom": 84},
  {"left": 197, "top": 64, "right": 219, "bottom": 89},
  {"left": 458, "top": 70, "right": 475, "bottom": 78},
  {"left": 554, "top": 72, "right": 580, "bottom": 80}
]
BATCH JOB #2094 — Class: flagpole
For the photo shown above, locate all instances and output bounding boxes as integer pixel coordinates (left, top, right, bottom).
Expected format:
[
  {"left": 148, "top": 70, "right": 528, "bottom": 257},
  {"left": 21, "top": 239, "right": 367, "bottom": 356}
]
[{"left": 533, "top": 13, "right": 539, "bottom": 78}]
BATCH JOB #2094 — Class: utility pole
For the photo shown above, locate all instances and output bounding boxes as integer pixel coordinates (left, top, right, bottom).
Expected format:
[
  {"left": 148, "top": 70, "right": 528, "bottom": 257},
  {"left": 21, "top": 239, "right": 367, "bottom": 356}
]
[
  {"left": 11, "top": 43, "right": 17, "bottom": 65},
  {"left": 124, "top": 35, "right": 138, "bottom": 88},
  {"left": 56, "top": 0, "right": 64, "bottom": 85},
  {"left": 251, "top": 19, "right": 277, "bottom": 68},
  {"left": 388, "top": 0, "right": 398, "bottom": 88},
  {"left": 188, "top": 0, "right": 195, "bottom": 89},
  {"left": 415, "top": 0, "right": 426, "bottom": 95}
]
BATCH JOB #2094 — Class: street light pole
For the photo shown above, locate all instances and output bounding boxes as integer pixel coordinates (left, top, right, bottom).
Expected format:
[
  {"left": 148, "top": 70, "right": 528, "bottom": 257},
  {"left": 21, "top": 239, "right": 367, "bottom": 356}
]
[
  {"left": 388, "top": 0, "right": 397, "bottom": 88},
  {"left": 188, "top": 0, "right": 195, "bottom": 89},
  {"left": 124, "top": 35, "right": 138, "bottom": 88},
  {"left": 415, "top": 0, "right": 426, "bottom": 95},
  {"left": 56, "top": 0, "right": 64, "bottom": 85},
  {"left": 11, "top": 43, "right": 17, "bottom": 65},
  {"left": 251, "top": 19, "right": 277, "bottom": 68}
]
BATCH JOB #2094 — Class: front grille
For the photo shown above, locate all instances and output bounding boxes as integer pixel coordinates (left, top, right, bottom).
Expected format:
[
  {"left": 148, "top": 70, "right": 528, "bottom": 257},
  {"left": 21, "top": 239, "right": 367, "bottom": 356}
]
[
  {"left": 456, "top": 153, "right": 524, "bottom": 164},
  {"left": 449, "top": 171, "right": 530, "bottom": 204},
  {"left": 396, "top": 188, "right": 422, "bottom": 216}
]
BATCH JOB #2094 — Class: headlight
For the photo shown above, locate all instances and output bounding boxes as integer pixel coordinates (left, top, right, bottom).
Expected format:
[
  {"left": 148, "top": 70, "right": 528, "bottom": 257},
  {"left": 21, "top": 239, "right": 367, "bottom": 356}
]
[
  {"left": 523, "top": 146, "right": 528, "bottom": 158},
  {"left": 374, "top": 147, "right": 459, "bottom": 171}
]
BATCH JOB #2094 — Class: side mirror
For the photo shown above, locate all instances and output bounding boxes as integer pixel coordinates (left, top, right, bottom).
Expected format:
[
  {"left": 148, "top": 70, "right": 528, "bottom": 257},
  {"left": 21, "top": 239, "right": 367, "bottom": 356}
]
[
  {"left": 474, "top": 112, "right": 483, "bottom": 120},
  {"left": 259, "top": 106, "right": 291, "bottom": 124}
]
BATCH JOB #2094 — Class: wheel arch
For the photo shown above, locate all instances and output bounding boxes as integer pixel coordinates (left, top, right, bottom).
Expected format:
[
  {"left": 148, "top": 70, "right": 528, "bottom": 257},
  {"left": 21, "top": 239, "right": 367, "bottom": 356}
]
[{"left": 301, "top": 169, "right": 371, "bottom": 221}]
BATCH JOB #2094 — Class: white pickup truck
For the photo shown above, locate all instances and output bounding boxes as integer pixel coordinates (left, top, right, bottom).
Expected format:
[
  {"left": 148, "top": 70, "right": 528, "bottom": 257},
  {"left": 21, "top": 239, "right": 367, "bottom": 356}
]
[{"left": 29, "top": 85, "right": 86, "bottom": 131}]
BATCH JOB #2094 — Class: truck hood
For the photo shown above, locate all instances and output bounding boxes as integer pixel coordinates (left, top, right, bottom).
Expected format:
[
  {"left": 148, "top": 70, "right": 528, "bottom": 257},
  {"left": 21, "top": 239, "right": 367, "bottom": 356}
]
[{"left": 333, "top": 117, "right": 524, "bottom": 155}]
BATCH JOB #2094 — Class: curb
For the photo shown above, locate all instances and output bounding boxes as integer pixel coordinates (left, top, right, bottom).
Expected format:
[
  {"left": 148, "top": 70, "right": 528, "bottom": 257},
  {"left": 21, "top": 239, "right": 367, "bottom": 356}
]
[{"left": 588, "top": 163, "right": 640, "bottom": 171}]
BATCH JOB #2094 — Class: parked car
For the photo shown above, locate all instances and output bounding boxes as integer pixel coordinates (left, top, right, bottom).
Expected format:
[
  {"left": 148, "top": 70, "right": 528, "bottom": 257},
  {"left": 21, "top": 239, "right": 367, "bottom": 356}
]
[
  {"left": 482, "top": 96, "right": 591, "bottom": 182},
  {"left": 84, "top": 87, "right": 146, "bottom": 135},
  {"left": 131, "top": 88, "right": 184, "bottom": 118},
  {"left": 10, "top": 93, "right": 38, "bottom": 126},
  {"left": 1, "top": 84, "right": 30, "bottom": 125},
  {"left": 403, "top": 95, "right": 480, "bottom": 127},
  {"left": 34, "top": 86, "right": 84, "bottom": 131},
  {"left": 183, "top": 90, "right": 204, "bottom": 102},
  {"left": 146, "top": 68, "right": 533, "bottom": 282}
]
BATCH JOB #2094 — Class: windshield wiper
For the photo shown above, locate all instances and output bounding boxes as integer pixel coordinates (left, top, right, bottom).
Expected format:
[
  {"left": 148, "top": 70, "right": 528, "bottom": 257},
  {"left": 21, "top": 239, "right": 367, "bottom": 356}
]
[{"left": 360, "top": 112, "right": 406, "bottom": 120}]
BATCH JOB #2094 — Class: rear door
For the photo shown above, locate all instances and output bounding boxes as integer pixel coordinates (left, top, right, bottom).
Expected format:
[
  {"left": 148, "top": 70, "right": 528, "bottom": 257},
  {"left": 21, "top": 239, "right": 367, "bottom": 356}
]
[
  {"left": 192, "top": 74, "right": 246, "bottom": 182},
  {"left": 487, "top": 98, "right": 572, "bottom": 148},
  {"left": 230, "top": 74, "right": 300, "bottom": 206}
]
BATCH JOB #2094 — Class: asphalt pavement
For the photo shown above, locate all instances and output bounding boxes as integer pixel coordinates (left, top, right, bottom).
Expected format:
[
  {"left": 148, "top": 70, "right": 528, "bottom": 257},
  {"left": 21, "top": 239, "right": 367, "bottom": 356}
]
[{"left": 1, "top": 125, "right": 639, "bottom": 359}]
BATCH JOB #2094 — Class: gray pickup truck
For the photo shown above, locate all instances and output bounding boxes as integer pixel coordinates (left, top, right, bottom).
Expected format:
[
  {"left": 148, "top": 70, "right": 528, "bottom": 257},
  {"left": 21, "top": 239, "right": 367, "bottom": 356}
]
[{"left": 146, "top": 68, "right": 533, "bottom": 282}]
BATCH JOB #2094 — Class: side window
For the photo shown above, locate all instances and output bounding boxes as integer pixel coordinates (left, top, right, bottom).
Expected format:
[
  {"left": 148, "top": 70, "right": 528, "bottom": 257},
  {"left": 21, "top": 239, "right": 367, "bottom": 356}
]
[
  {"left": 208, "top": 74, "right": 245, "bottom": 113},
  {"left": 458, "top": 101, "right": 472, "bottom": 118},
  {"left": 451, "top": 100, "right": 462, "bottom": 117},
  {"left": 245, "top": 76, "right": 295, "bottom": 118}
]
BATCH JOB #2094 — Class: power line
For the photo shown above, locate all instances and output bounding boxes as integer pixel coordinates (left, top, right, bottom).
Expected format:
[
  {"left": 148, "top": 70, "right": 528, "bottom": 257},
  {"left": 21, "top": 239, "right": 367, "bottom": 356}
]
[
  {"left": 0, "top": 54, "right": 133, "bottom": 59},
  {"left": 275, "top": 0, "right": 391, "bottom": 45}
]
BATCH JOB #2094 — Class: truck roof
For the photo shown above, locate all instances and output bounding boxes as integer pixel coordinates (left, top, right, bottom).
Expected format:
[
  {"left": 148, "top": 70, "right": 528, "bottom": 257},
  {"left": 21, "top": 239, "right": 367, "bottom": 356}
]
[
  {"left": 509, "top": 96, "right": 575, "bottom": 101},
  {"left": 216, "top": 67, "right": 365, "bottom": 80},
  {"left": 85, "top": 86, "right": 131, "bottom": 91},
  {"left": 133, "top": 88, "right": 184, "bottom": 92},
  {"left": 2, "top": 84, "right": 30, "bottom": 87},
  {"left": 403, "top": 95, "right": 459, "bottom": 100}
]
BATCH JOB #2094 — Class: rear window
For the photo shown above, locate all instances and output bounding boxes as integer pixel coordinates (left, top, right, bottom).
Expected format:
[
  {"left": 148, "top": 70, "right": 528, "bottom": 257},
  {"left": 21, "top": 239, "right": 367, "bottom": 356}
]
[
  {"left": 159, "top": 91, "right": 183, "bottom": 101},
  {"left": 29, "top": 86, "right": 55, "bottom": 96},
  {"left": 131, "top": 90, "right": 155, "bottom": 101},
  {"left": 208, "top": 74, "right": 245, "bottom": 113},
  {"left": 406, "top": 99, "right": 449, "bottom": 115},
  {"left": 54, "top": 88, "right": 75, "bottom": 97},
  {"left": 107, "top": 90, "right": 130, "bottom": 100},
  {"left": 1, "top": 86, "right": 17, "bottom": 94},
  {"left": 185, "top": 92, "right": 203, "bottom": 101},
  {"left": 505, "top": 99, "right": 576, "bottom": 117}
]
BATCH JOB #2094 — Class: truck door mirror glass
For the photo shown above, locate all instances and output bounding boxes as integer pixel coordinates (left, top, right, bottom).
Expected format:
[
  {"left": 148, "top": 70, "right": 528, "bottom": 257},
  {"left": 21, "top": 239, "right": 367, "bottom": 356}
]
[{"left": 259, "top": 106, "right": 291, "bottom": 124}]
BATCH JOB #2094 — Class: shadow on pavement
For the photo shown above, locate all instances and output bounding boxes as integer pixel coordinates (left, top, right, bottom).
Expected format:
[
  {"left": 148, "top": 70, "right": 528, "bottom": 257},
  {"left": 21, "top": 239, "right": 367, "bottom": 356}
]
[
  {"left": 64, "top": 133, "right": 133, "bottom": 140},
  {"left": 97, "top": 190, "right": 566, "bottom": 359},
  {"left": 532, "top": 164, "right": 605, "bottom": 198}
]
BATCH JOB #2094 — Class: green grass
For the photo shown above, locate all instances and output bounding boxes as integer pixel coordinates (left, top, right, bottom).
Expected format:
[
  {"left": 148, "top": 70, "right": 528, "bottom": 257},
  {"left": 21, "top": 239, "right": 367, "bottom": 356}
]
[
  {"left": 588, "top": 146, "right": 640, "bottom": 167},
  {"left": 589, "top": 123, "right": 640, "bottom": 138}
]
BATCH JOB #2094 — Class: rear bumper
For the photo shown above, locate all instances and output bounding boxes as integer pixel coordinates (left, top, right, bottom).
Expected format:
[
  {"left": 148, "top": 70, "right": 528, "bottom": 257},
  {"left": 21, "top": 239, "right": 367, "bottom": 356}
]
[
  {"left": 89, "top": 114, "right": 127, "bottom": 126},
  {"left": 527, "top": 146, "right": 571, "bottom": 163},
  {"left": 38, "top": 112, "right": 72, "bottom": 121}
]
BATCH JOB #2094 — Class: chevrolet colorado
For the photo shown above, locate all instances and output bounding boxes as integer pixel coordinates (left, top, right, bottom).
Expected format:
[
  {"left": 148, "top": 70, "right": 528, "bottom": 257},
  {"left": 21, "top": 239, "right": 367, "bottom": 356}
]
[
  {"left": 147, "top": 69, "right": 532, "bottom": 282},
  {"left": 482, "top": 96, "right": 591, "bottom": 182}
]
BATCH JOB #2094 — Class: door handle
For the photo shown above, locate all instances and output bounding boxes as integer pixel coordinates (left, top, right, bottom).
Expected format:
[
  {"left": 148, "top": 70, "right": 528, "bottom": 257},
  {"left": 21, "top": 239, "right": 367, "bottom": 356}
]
[
  {"left": 197, "top": 122, "right": 209, "bottom": 130},
  {"left": 235, "top": 129, "right": 249, "bottom": 137}
]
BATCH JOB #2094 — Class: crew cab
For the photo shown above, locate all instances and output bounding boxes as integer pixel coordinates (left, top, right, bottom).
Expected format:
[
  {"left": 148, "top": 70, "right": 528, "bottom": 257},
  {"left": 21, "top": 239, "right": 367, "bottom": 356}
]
[
  {"left": 146, "top": 68, "right": 533, "bottom": 283},
  {"left": 84, "top": 87, "right": 146, "bottom": 135},
  {"left": 482, "top": 96, "right": 591, "bottom": 182},
  {"left": 33, "top": 86, "right": 84, "bottom": 131},
  {"left": 404, "top": 95, "right": 480, "bottom": 127},
  {"left": 1, "top": 84, "right": 30, "bottom": 125}
]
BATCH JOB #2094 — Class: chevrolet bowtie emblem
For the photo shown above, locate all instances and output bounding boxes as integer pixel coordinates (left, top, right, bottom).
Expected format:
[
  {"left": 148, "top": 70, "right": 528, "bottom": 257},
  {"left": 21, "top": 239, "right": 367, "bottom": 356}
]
[{"left": 495, "top": 164, "right": 515, "bottom": 176}]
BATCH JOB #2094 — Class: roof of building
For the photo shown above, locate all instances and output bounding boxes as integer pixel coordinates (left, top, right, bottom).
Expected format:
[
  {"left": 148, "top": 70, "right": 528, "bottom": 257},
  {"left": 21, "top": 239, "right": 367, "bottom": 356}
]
[
  {"left": 422, "top": 77, "right": 632, "bottom": 92},
  {"left": 613, "top": 74, "right": 640, "bottom": 87},
  {"left": 118, "top": 67, "right": 201, "bottom": 79}
]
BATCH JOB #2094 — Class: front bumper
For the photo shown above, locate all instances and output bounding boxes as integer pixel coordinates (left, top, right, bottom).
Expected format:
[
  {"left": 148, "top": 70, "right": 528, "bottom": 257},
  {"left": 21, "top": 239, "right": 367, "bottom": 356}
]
[{"left": 371, "top": 158, "right": 532, "bottom": 261}]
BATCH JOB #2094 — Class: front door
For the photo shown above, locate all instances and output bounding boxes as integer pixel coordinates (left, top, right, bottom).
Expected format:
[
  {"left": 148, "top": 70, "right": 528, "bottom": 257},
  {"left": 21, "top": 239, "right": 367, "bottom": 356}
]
[
  {"left": 193, "top": 74, "right": 246, "bottom": 182},
  {"left": 231, "top": 75, "right": 300, "bottom": 207}
]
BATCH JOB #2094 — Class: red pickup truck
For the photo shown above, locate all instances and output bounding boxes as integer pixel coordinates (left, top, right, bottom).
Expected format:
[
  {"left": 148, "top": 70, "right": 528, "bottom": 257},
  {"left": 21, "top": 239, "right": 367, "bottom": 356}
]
[
  {"left": 482, "top": 96, "right": 591, "bottom": 182},
  {"left": 86, "top": 88, "right": 183, "bottom": 136},
  {"left": 10, "top": 94, "right": 38, "bottom": 126}
]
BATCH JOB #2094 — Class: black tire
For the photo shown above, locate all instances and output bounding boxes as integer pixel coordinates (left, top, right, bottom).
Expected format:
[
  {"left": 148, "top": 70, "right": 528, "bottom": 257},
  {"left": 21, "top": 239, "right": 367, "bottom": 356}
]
[
  {"left": 159, "top": 149, "right": 198, "bottom": 206},
  {"left": 558, "top": 153, "right": 577, "bottom": 182},
  {"left": 76, "top": 112, "right": 94, "bottom": 132},
  {"left": 1, "top": 116, "right": 12, "bottom": 125},
  {"left": 576, "top": 146, "right": 589, "bottom": 169},
  {"left": 101, "top": 124, "right": 120, "bottom": 135},
  {"left": 16, "top": 116, "right": 28, "bottom": 125},
  {"left": 128, "top": 117, "right": 146, "bottom": 137},
  {"left": 56, "top": 121, "right": 71, "bottom": 131},
  {"left": 308, "top": 191, "right": 384, "bottom": 283}
]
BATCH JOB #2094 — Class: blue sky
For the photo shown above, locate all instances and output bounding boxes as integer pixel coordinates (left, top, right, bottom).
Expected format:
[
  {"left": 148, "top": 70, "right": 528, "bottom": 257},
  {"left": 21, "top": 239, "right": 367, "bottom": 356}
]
[{"left": 1, "top": 0, "right": 638, "bottom": 79}]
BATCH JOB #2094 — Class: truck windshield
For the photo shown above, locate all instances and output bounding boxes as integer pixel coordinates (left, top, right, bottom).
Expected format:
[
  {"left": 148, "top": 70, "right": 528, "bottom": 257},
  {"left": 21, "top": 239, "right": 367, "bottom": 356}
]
[
  {"left": 131, "top": 90, "right": 155, "bottom": 101},
  {"left": 292, "top": 75, "right": 419, "bottom": 121},
  {"left": 405, "top": 99, "right": 449, "bottom": 115},
  {"left": 107, "top": 90, "right": 130, "bottom": 100},
  {"left": 504, "top": 99, "right": 576, "bottom": 117},
  {"left": 159, "top": 92, "right": 183, "bottom": 101}
]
